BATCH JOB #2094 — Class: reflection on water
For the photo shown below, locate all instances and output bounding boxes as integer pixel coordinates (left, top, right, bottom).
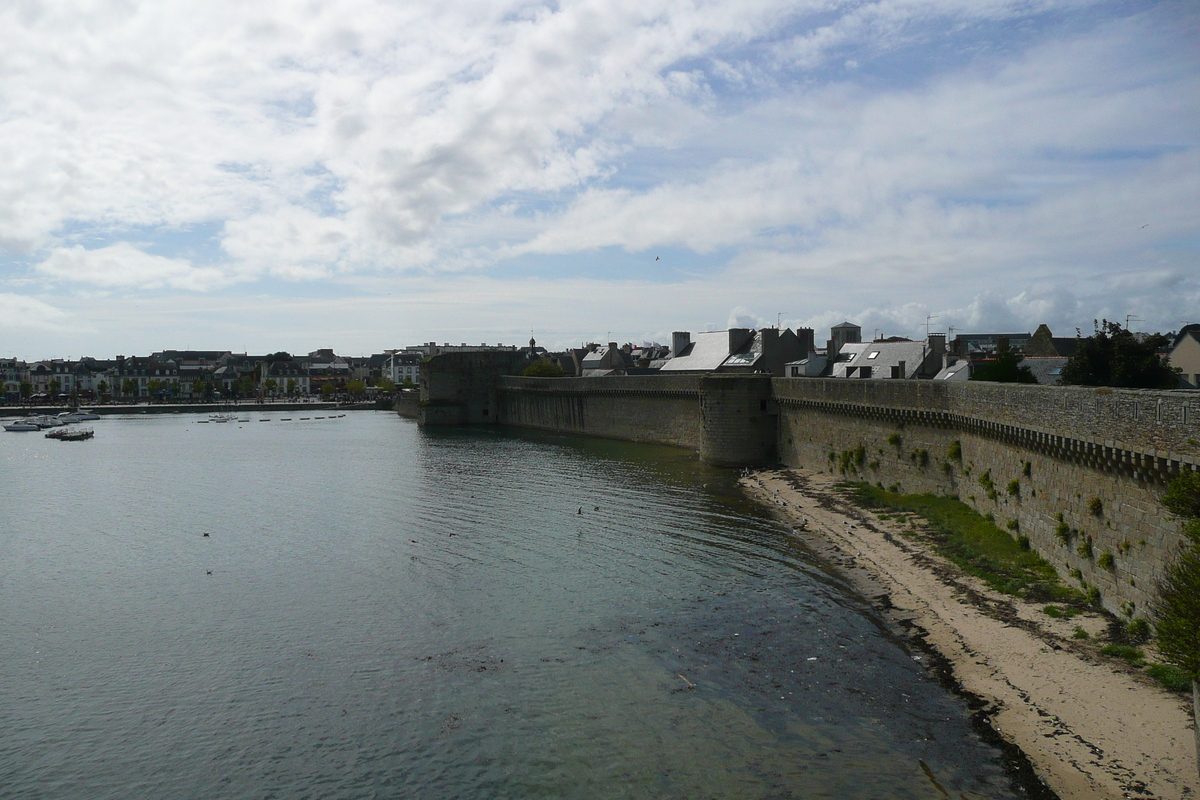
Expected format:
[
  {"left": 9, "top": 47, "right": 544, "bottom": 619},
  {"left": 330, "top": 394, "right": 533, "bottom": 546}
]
[{"left": 1, "top": 413, "right": 1026, "bottom": 798}]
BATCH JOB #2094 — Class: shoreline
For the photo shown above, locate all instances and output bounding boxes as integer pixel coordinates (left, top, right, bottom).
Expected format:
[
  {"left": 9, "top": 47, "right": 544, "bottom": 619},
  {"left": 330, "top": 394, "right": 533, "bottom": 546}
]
[{"left": 741, "top": 467, "right": 1196, "bottom": 800}]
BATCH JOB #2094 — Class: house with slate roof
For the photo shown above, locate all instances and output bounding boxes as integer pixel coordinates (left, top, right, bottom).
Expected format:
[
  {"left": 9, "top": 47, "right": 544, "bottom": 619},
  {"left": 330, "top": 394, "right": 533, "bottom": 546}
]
[{"left": 1170, "top": 324, "right": 1200, "bottom": 388}]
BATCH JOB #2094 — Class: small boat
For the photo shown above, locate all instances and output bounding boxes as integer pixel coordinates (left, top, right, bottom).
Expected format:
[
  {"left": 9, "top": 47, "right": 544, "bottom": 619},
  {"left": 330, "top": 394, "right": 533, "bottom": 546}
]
[
  {"left": 4, "top": 420, "right": 41, "bottom": 432},
  {"left": 56, "top": 428, "right": 94, "bottom": 441}
]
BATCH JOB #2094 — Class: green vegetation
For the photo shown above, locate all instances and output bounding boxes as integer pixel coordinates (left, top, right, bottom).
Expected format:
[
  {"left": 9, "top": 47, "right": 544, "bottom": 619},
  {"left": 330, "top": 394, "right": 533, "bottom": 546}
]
[
  {"left": 1007, "top": 479, "right": 1020, "bottom": 497},
  {"left": 1148, "top": 663, "right": 1194, "bottom": 693},
  {"left": 1098, "top": 551, "right": 1115, "bottom": 571},
  {"left": 522, "top": 359, "right": 566, "bottom": 378},
  {"left": 1022, "top": 461, "right": 1032, "bottom": 477},
  {"left": 1060, "top": 319, "right": 1178, "bottom": 389},
  {"left": 948, "top": 440, "right": 962, "bottom": 461},
  {"left": 1072, "top": 626, "right": 1089, "bottom": 639},
  {"left": 846, "top": 483, "right": 1082, "bottom": 602},
  {"left": 1043, "top": 604, "right": 1079, "bottom": 619},
  {"left": 1088, "top": 497, "right": 1104, "bottom": 517},
  {"left": 887, "top": 432, "right": 903, "bottom": 449},
  {"left": 1006, "top": 518, "right": 1019, "bottom": 531},
  {"left": 1101, "top": 643, "right": 1145, "bottom": 665},
  {"left": 969, "top": 340, "right": 1036, "bottom": 383},
  {"left": 910, "top": 448, "right": 929, "bottom": 468},
  {"left": 1077, "top": 536, "right": 1094, "bottom": 560},
  {"left": 1126, "top": 618, "right": 1150, "bottom": 641},
  {"left": 1056, "top": 517, "right": 1072, "bottom": 545}
]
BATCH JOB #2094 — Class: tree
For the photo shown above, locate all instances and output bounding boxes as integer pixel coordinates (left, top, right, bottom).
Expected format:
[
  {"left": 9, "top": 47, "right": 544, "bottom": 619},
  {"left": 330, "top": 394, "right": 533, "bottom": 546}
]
[
  {"left": 96, "top": 380, "right": 108, "bottom": 399},
  {"left": 377, "top": 377, "right": 395, "bottom": 393},
  {"left": 286, "top": 379, "right": 297, "bottom": 396},
  {"left": 266, "top": 351, "right": 292, "bottom": 362},
  {"left": 320, "top": 382, "right": 336, "bottom": 399},
  {"left": 48, "top": 379, "right": 62, "bottom": 396},
  {"left": 1060, "top": 319, "right": 1178, "bottom": 389},
  {"left": 1153, "top": 470, "right": 1200, "bottom": 778},
  {"left": 264, "top": 378, "right": 278, "bottom": 396},
  {"left": 235, "top": 375, "right": 257, "bottom": 398},
  {"left": 192, "top": 379, "right": 206, "bottom": 398},
  {"left": 121, "top": 378, "right": 138, "bottom": 398},
  {"left": 19, "top": 380, "right": 32, "bottom": 401},
  {"left": 522, "top": 359, "right": 566, "bottom": 378},
  {"left": 345, "top": 380, "right": 366, "bottom": 398},
  {"left": 969, "top": 341, "right": 1035, "bottom": 384}
]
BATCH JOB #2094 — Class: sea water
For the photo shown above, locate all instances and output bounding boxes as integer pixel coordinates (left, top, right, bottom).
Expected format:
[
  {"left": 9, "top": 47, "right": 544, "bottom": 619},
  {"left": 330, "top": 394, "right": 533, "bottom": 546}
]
[{"left": 0, "top": 412, "right": 1033, "bottom": 798}]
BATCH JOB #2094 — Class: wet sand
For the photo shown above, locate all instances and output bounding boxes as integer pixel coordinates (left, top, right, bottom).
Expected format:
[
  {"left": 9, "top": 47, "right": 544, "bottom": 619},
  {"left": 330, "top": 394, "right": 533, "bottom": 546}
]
[{"left": 742, "top": 467, "right": 1197, "bottom": 800}]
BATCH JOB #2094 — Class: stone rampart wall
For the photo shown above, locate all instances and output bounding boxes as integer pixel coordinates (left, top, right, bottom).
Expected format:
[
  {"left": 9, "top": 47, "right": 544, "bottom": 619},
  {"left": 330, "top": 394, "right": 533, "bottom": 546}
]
[
  {"left": 773, "top": 378, "right": 1200, "bottom": 619},
  {"left": 498, "top": 374, "right": 702, "bottom": 449}
]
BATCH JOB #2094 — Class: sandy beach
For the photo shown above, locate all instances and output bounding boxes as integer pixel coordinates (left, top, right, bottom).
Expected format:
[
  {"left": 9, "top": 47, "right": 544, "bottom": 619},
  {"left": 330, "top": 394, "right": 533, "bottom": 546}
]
[{"left": 742, "top": 467, "right": 1197, "bottom": 800}]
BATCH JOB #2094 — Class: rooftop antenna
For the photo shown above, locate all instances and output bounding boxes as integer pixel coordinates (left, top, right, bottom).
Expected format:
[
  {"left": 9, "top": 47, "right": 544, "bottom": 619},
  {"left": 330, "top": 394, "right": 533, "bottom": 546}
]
[
  {"left": 924, "top": 314, "right": 939, "bottom": 337},
  {"left": 1125, "top": 315, "right": 1142, "bottom": 330},
  {"left": 873, "top": 328, "right": 881, "bottom": 341},
  {"left": 777, "top": 312, "right": 787, "bottom": 330}
]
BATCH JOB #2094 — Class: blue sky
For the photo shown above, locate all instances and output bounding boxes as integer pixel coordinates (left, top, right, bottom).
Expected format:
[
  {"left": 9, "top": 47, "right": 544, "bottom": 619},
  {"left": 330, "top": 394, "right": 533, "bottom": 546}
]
[{"left": 1, "top": 0, "right": 1197, "bottom": 358}]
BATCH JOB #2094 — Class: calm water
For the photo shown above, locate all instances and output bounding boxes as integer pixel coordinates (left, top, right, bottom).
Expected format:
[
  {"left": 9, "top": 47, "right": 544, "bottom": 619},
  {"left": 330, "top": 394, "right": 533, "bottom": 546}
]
[{"left": 2, "top": 412, "right": 1029, "bottom": 799}]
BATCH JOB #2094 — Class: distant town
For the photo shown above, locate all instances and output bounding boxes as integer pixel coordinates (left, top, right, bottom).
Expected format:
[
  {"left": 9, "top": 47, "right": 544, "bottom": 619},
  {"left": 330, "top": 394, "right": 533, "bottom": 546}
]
[{"left": 4, "top": 320, "right": 1199, "bottom": 405}]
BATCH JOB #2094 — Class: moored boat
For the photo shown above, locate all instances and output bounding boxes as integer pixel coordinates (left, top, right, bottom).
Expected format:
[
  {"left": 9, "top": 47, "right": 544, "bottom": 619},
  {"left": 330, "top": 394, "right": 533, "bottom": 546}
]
[
  {"left": 55, "top": 428, "right": 94, "bottom": 441},
  {"left": 4, "top": 420, "right": 41, "bottom": 432}
]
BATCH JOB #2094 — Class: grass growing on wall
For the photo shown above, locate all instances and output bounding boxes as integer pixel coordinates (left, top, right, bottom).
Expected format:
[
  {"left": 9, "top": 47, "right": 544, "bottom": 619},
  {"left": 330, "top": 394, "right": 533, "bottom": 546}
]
[{"left": 845, "top": 483, "right": 1084, "bottom": 603}]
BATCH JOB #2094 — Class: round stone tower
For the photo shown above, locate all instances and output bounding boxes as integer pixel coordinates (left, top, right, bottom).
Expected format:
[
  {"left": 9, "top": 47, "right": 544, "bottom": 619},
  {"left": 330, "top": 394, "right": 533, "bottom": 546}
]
[{"left": 699, "top": 374, "right": 776, "bottom": 466}]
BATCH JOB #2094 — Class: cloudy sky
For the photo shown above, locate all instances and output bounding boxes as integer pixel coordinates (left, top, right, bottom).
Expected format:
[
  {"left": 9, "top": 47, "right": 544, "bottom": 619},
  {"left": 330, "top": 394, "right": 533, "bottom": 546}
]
[{"left": 1, "top": 0, "right": 1197, "bottom": 358}]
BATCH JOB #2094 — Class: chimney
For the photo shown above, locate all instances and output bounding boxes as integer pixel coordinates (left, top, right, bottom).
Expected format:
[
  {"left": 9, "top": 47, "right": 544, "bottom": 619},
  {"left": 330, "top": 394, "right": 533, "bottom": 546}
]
[
  {"left": 671, "top": 331, "right": 691, "bottom": 357},
  {"left": 728, "top": 328, "right": 752, "bottom": 354}
]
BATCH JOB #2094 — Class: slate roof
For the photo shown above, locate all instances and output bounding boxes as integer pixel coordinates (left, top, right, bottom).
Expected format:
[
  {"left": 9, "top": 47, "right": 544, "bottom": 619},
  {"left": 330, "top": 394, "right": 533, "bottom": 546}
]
[
  {"left": 832, "top": 340, "right": 928, "bottom": 379},
  {"left": 1023, "top": 357, "right": 1069, "bottom": 385},
  {"left": 659, "top": 331, "right": 736, "bottom": 372}
]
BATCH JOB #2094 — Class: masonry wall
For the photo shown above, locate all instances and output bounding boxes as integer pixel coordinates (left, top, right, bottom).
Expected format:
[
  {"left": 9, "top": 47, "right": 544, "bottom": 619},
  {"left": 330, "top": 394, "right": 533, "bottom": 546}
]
[
  {"left": 699, "top": 374, "right": 777, "bottom": 466},
  {"left": 498, "top": 374, "right": 703, "bottom": 449},
  {"left": 773, "top": 378, "right": 1200, "bottom": 619}
]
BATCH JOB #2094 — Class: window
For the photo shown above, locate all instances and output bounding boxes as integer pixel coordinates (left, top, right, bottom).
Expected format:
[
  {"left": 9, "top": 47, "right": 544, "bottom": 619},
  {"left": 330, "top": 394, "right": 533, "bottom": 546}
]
[{"left": 867, "top": 351, "right": 879, "bottom": 359}]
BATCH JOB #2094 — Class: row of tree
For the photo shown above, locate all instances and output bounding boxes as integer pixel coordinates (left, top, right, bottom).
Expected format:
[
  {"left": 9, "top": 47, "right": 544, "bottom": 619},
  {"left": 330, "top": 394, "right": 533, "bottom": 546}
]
[{"left": 971, "top": 320, "right": 1179, "bottom": 388}]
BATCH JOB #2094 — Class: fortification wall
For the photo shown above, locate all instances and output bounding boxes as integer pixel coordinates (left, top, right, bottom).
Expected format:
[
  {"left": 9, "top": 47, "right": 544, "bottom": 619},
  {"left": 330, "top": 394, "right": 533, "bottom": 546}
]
[
  {"left": 773, "top": 378, "right": 1200, "bottom": 619},
  {"left": 498, "top": 374, "right": 702, "bottom": 449},
  {"left": 699, "top": 374, "right": 776, "bottom": 466}
]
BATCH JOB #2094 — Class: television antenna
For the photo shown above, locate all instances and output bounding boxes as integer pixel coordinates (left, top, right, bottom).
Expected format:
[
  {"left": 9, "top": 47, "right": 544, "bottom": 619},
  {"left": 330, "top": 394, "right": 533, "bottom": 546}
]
[
  {"left": 1125, "top": 315, "right": 1142, "bottom": 330},
  {"left": 777, "top": 312, "right": 787, "bottom": 330},
  {"left": 924, "top": 315, "right": 939, "bottom": 337}
]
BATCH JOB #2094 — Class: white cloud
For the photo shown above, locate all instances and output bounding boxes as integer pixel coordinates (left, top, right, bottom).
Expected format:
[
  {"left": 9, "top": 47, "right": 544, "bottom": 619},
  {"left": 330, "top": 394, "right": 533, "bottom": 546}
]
[
  {"left": 0, "top": 293, "right": 73, "bottom": 331},
  {"left": 36, "top": 243, "right": 229, "bottom": 291},
  {"left": 0, "top": 0, "right": 1197, "bottom": 352}
]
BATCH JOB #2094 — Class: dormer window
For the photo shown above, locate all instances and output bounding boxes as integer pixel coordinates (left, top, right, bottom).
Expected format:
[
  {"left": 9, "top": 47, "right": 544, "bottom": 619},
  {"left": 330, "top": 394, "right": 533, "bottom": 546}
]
[{"left": 867, "top": 351, "right": 880, "bottom": 359}]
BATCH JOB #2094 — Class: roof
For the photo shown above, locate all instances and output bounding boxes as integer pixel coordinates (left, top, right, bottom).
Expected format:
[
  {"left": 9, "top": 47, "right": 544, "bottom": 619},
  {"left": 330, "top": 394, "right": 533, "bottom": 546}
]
[
  {"left": 722, "top": 330, "right": 764, "bottom": 368},
  {"left": 659, "top": 331, "right": 735, "bottom": 372},
  {"left": 1023, "top": 357, "right": 1069, "bottom": 385},
  {"left": 832, "top": 340, "right": 928, "bottom": 379},
  {"left": 933, "top": 360, "right": 971, "bottom": 381},
  {"left": 831, "top": 321, "right": 860, "bottom": 330}
]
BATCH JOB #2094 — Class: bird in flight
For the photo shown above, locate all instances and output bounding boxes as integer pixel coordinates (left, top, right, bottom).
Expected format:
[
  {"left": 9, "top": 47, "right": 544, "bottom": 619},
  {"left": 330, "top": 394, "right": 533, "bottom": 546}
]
[
  {"left": 1140, "top": 224, "right": 1150, "bottom": 229},
  {"left": 655, "top": 256, "right": 660, "bottom": 261}
]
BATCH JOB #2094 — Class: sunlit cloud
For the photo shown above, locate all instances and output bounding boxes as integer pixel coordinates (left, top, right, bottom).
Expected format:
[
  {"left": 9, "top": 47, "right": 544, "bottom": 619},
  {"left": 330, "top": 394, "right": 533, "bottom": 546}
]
[{"left": 0, "top": 0, "right": 1196, "bottom": 357}]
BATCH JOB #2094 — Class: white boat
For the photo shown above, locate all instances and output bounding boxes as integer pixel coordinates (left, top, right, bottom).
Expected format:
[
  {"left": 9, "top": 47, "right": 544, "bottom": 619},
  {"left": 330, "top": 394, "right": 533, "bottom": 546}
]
[
  {"left": 58, "top": 410, "right": 101, "bottom": 422},
  {"left": 4, "top": 420, "right": 40, "bottom": 432}
]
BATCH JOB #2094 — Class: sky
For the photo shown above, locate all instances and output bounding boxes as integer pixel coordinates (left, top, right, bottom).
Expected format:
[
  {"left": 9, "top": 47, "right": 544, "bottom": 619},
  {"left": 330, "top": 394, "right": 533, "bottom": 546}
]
[{"left": 1, "top": 0, "right": 1197, "bottom": 359}]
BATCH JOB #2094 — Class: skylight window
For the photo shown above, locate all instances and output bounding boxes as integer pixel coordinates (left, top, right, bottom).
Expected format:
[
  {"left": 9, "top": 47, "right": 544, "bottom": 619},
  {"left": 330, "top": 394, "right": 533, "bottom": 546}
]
[{"left": 867, "top": 351, "right": 880, "bottom": 359}]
